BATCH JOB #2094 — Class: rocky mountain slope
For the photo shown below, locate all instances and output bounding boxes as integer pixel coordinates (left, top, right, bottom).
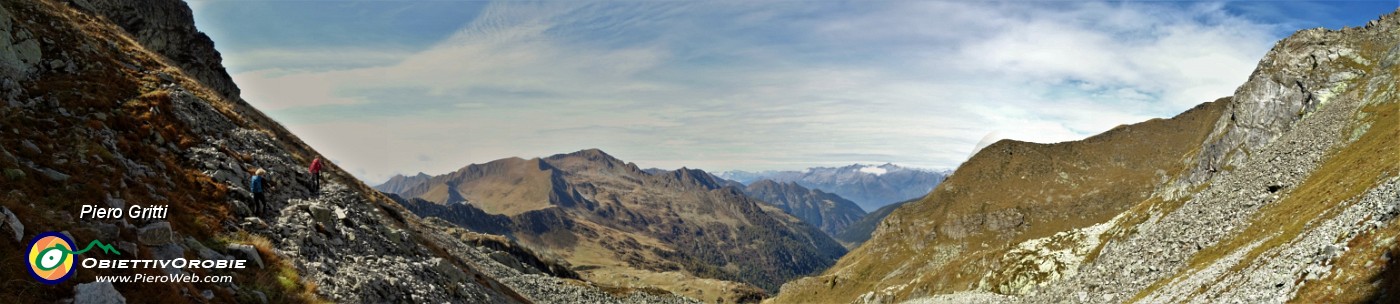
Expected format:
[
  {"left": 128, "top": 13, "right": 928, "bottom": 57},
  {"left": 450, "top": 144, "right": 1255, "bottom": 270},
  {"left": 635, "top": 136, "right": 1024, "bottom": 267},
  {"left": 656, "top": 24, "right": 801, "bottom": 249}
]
[
  {"left": 80, "top": 0, "right": 240, "bottom": 101},
  {"left": 386, "top": 149, "right": 847, "bottom": 303},
  {"left": 719, "top": 164, "right": 948, "bottom": 212},
  {"left": 832, "top": 198, "right": 915, "bottom": 248},
  {"left": 771, "top": 10, "right": 1400, "bottom": 304},
  {"left": 741, "top": 180, "right": 866, "bottom": 241},
  {"left": 0, "top": 0, "right": 700, "bottom": 302}
]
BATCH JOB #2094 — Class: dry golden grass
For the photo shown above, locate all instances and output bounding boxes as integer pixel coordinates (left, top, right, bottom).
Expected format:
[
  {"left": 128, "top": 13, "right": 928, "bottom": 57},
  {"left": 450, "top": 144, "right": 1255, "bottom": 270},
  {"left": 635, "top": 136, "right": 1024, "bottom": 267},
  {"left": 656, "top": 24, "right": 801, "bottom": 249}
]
[
  {"left": 583, "top": 267, "right": 766, "bottom": 303},
  {"left": 409, "top": 157, "right": 559, "bottom": 215},
  {"left": 1291, "top": 215, "right": 1400, "bottom": 303},
  {"left": 1283, "top": 99, "right": 1398, "bottom": 303},
  {"left": 771, "top": 99, "right": 1227, "bottom": 304},
  {"left": 222, "top": 232, "right": 328, "bottom": 304},
  {"left": 1132, "top": 76, "right": 1398, "bottom": 302}
]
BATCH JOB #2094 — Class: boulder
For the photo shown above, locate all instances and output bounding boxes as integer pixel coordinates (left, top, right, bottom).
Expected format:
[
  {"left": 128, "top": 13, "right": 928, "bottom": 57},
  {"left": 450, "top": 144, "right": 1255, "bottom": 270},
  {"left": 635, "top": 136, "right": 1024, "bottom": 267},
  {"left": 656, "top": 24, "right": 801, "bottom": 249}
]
[
  {"left": 251, "top": 291, "right": 268, "bottom": 304},
  {"left": 226, "top": 243, "right": 264, "bottom": 269},
  {"left": 1, "top": 206, "right": 21, "bottom": 242},
  {"left": 150, "top": 243, "right": 185, "bottom": 275},
  {"left": 0, "top": 4, "right": 44, "bottom": 80},
  {"left": 432, "top": 257, "right": 468, "bottom": 282},
  {"left": 117, "top": 241, "right": 138, "bottom": 257},
  {"left": 20, "top": 140, "right": 39, "bottom": 154},
  {"left": 40, "top": 168, "right": 70, "bottom": 181},
  {"left": 310, "top": 205, "right": 334, "bottom": 228},
  {"left": 85, "top": 222, "right": 119, "bottom": 241},
  {"left": 137, "top": 221, "right": 173, "bottom": 245},
  {"left": 211, "top": 169, "right": 240, "bottom": 186},
  {"left": 104, "top": 193, "right": 125, "bottom": 209},
  {"left": 185, "top": 237, "right": 226, "bottom": 261},
  {"left": 74, "top": 282, "right": 126, "bottom": 304}
]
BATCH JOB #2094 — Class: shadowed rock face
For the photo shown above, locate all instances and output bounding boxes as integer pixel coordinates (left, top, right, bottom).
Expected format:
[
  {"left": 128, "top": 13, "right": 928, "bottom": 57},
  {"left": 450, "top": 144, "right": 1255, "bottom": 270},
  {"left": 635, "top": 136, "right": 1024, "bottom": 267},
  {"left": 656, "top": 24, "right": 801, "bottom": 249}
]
[
  {"left": 391, "top": 149, "right": 848, "bottom": 301},
  {"left": 742, "top": 179, "right": 866, "bottom": 239},
  {"left": 79, "top": 0, "right": 241, "bottom": 101},
  {"left": 773, "top": 10, "right": 1400, "bottom": 304}
]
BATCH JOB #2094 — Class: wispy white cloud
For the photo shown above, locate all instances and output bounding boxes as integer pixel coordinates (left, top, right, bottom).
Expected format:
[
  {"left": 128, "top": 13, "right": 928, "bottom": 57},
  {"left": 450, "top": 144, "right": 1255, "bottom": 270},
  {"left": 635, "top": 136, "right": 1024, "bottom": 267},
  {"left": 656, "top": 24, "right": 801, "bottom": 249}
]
[
  {"left": 222, "top": 48, "right": 415, "bottom": 73},
  {"left": 217, "top": 0, "right": 1282, "bottom": 184}
]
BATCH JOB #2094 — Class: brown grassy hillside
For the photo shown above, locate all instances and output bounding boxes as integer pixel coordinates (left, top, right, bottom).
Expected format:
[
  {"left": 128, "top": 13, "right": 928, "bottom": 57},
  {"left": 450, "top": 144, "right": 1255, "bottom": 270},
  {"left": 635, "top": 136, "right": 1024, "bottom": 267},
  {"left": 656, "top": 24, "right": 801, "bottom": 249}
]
[
  {"left": 770, "top": 98, "right": 1227, "bottom": 303},
  {"left": 394, "top": 149, "right": 849, "bottom": 303}
]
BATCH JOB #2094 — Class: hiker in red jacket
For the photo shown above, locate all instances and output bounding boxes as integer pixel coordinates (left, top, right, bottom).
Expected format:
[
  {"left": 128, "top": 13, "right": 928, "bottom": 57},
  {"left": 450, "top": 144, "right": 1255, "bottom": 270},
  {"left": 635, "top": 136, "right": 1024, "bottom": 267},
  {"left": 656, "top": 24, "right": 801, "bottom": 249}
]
[{"left": 309, "top": 156, "right": 323, "bottom": 197}]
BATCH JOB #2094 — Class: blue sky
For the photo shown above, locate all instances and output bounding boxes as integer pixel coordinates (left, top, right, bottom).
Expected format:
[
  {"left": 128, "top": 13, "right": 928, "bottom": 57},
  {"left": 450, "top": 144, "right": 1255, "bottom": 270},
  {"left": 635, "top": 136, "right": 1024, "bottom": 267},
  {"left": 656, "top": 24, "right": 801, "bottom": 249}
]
[{"left": 188, "top": 0, "right": 1398, "bottom": 184}]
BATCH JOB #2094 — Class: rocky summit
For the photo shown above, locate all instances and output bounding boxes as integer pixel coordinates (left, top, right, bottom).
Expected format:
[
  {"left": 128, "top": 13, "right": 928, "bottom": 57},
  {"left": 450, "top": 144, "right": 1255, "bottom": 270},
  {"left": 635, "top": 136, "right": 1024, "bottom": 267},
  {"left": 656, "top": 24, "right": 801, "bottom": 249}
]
[
  {"left": 771, "top": 10, "right": 1400, "bottom": 304},
  {"left": 0, "top": 0, "right": 699, "bottom": 302},
  {"left": 375, "top": 172, "right": 432, "bottom": 195}
]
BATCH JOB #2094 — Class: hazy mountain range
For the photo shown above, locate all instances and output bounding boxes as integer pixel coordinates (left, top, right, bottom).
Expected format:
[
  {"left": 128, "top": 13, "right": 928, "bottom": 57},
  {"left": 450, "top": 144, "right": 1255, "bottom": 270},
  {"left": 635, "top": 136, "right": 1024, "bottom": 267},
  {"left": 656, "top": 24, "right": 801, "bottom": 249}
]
[{"left": 718, "top": 164, "right": 950, "bottom": 212}]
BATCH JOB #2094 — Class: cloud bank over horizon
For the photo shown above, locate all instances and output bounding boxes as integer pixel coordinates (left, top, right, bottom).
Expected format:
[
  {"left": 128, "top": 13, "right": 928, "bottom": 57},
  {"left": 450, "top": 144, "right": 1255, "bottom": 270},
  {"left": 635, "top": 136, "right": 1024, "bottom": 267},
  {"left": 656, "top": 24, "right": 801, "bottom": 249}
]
[{"left": 188, "top": 0, "right": 1396, "bottom": 184}]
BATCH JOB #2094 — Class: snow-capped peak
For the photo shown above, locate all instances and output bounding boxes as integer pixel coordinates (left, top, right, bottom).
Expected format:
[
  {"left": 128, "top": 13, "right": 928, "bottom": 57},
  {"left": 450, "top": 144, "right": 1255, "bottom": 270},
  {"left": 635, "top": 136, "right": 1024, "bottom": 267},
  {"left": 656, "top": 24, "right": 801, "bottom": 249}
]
[{"left": 859, "top": 165, "right": 888, "bottom": 176}]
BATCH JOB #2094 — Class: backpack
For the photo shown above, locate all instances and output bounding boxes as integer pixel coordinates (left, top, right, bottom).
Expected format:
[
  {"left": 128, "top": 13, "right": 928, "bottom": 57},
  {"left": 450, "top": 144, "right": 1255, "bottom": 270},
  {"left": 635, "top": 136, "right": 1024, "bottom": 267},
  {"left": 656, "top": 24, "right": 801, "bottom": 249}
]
[{"left": 251, "top": 176, "right": 265, "bottom": 193}]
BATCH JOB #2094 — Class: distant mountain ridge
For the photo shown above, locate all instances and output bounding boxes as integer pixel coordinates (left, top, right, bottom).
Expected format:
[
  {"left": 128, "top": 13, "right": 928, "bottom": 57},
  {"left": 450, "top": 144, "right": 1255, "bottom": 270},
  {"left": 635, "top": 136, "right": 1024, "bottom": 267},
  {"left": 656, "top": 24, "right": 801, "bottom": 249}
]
[
  {"left": 832, "top": 198, "right": 916, "bottom": 247},
  {"left": 718, "top": 163, "right": 949, "bottom": 211},
  {"left": 741, "top": 180, "right": 867, "bottom": 241},
  {"left": 380, "top": 149, "right": 847, "bottom": 302},
  {"left": 375, "top": 172, "right": 431, "bottom": 194}
]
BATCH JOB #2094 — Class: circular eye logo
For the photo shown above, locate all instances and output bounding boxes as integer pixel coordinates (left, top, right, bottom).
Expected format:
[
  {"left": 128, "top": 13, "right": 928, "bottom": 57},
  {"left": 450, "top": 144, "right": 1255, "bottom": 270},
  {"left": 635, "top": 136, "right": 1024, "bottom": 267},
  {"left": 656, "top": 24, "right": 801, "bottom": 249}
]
[{"left": 26, "top": 232, "right": 77, "bottom": 285}]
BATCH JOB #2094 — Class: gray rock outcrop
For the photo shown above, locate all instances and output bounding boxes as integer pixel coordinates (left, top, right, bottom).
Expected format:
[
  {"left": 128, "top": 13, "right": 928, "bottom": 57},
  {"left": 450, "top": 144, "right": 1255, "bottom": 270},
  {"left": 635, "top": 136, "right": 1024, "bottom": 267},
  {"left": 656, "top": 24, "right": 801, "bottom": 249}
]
[
  {"left": 1, "top": 206, "right": 21, "bottom": 243},
  {"left": 74, "top": 282, "right": 126, "bottom": 304},
  {"left": 894, "top": 10, "right": 1400, "bottom": 304},
  {"left": 137, "top": 221, "right": 173, "bottom": 245},
  {"left": 82, "top": 0, "right": 241, "bottom": 101},
  {"left": 226, "top": 243, "right": 264, "bottom": 269},
  {"left": 0, "top": 3, "right": 42, "bottom": 81}
]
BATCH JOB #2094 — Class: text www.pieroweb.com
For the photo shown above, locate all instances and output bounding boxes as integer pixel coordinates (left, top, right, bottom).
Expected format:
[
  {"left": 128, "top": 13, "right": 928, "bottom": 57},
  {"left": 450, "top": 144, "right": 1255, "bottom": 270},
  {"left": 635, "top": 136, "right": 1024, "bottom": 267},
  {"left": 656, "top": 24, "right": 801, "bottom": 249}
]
[{"left": 94, "top": 273, "right": 233, "bottom": 283}]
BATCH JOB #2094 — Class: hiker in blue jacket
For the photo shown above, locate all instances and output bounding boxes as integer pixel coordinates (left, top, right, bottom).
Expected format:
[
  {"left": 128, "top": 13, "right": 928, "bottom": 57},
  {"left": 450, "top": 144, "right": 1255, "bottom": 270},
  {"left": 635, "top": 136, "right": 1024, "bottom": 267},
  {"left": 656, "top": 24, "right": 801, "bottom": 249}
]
[{"left": 251, "top": 168, "right": 268, "bottom": 215}]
